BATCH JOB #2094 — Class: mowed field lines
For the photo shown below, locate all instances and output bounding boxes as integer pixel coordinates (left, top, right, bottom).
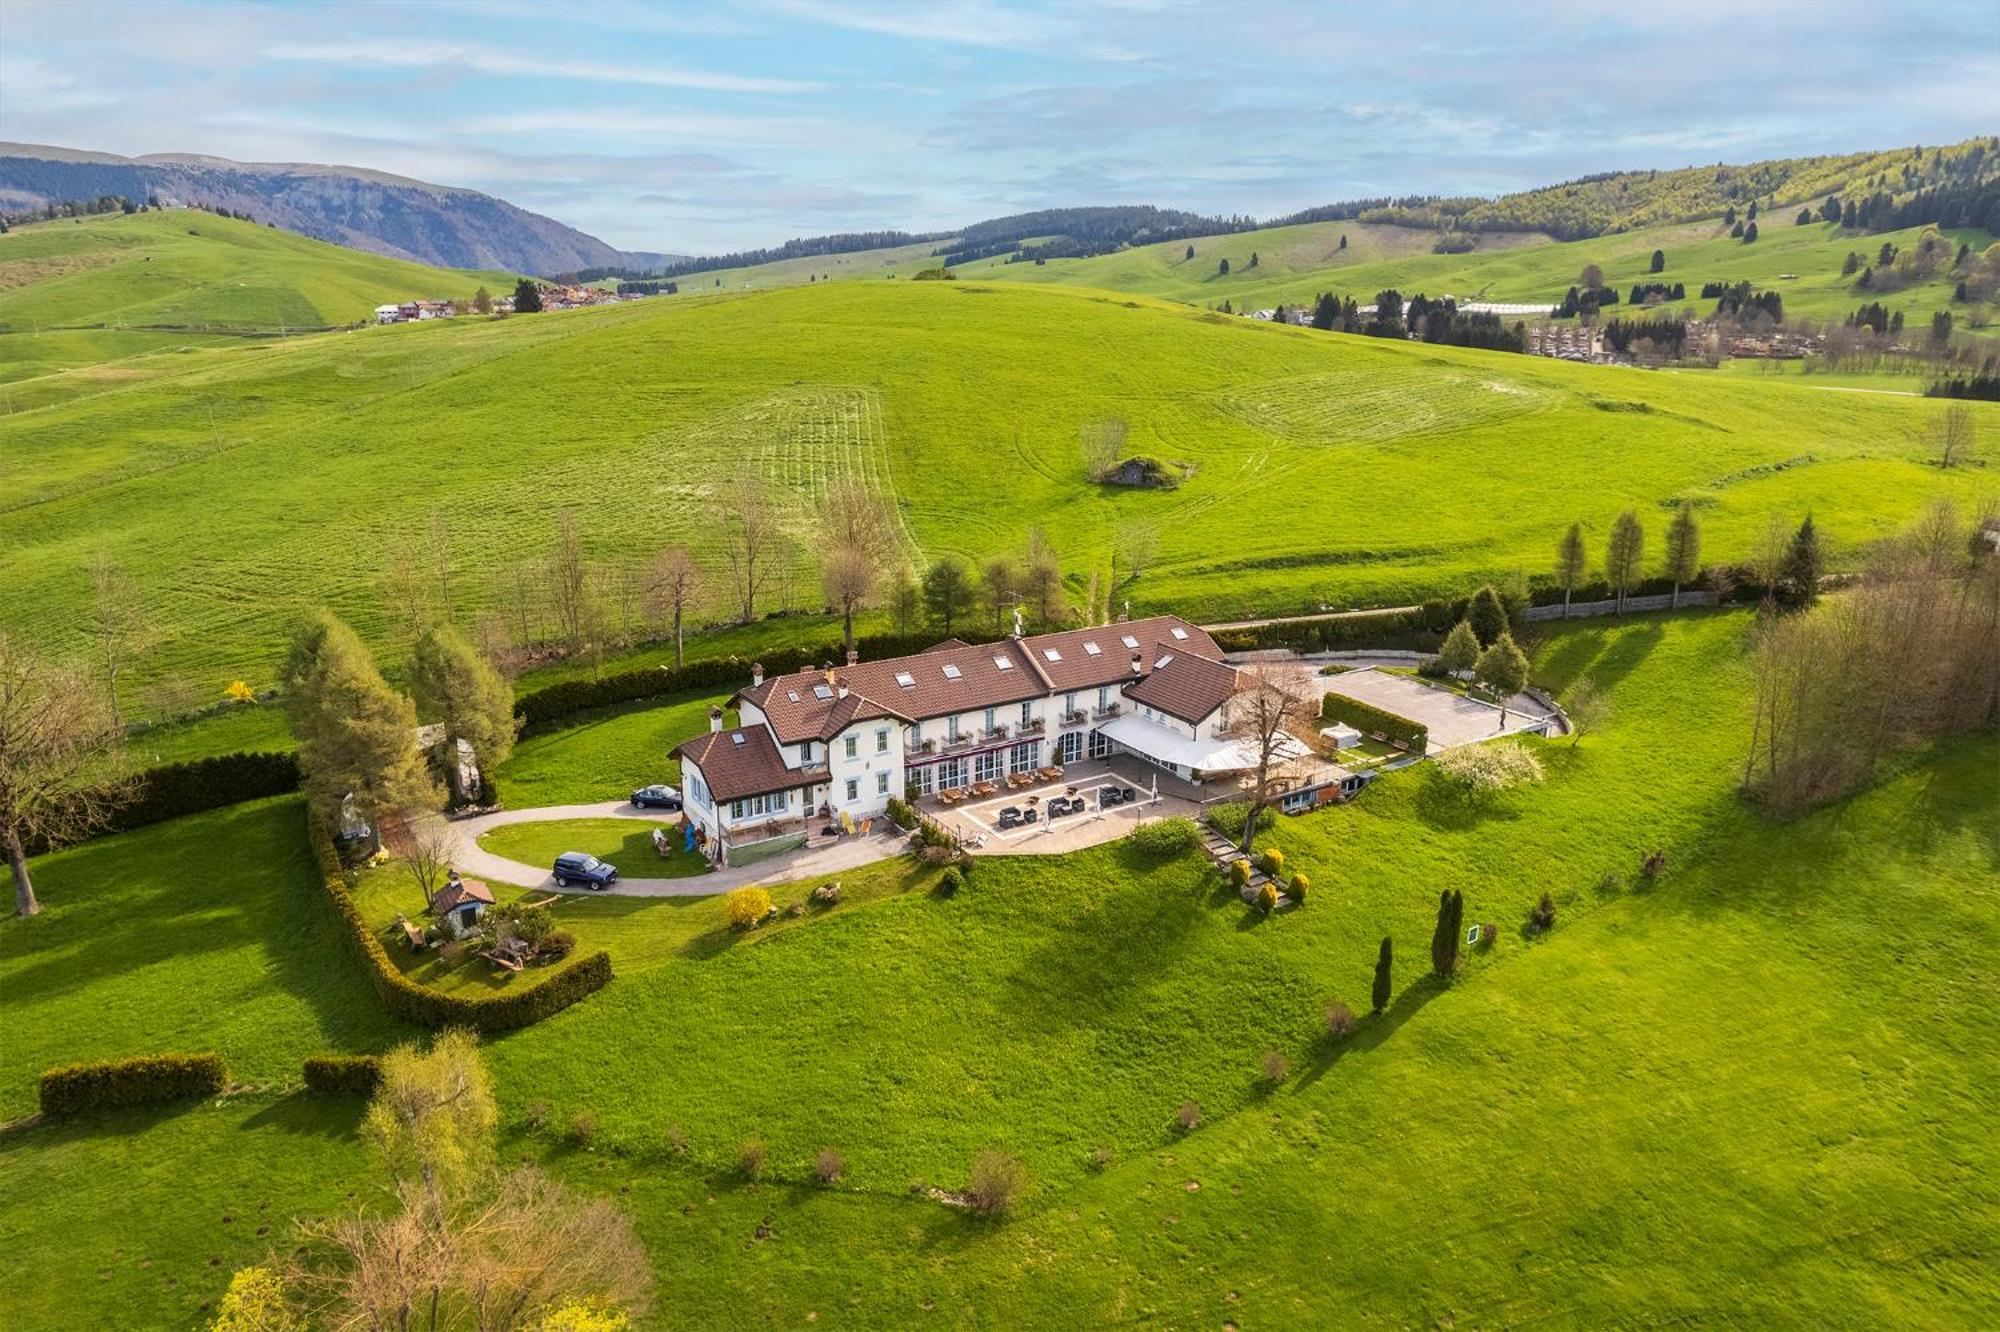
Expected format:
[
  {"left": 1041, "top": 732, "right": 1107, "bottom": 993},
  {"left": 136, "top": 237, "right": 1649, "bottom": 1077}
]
[{"left": 2, "top": 277, "right": 1995, "bottom": 707}]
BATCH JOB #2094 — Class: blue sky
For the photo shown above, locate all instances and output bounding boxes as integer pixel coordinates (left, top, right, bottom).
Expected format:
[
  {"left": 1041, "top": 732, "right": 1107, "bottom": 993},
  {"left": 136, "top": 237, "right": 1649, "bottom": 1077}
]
[{"left": 2, "top": 0, "right": 1996, "bottom": 254}]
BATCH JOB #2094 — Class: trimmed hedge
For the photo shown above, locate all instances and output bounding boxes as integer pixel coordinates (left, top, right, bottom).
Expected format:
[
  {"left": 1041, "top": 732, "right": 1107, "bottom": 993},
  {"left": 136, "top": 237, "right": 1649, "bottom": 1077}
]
[
  {"left": 1320, "top": 693, "right": 1429, "bottom": 754},
  {"left": 39, "top": 1052, "right": 227, "bottom": 1117},
  {"left": 1211, "top": 604, "right": 1454, "bottom": 656},
  {"left": 24, "top": 750, "right": 300, "bottom": 854},
  {"left": 513, "top": 630, "right": 993, "bottom": 731},
  {"left": 307, "top": 812, "right": 613, "bottom": 1031},
  {"left": 302, "top": 1054, "right": 381, "bottom": 1095}
]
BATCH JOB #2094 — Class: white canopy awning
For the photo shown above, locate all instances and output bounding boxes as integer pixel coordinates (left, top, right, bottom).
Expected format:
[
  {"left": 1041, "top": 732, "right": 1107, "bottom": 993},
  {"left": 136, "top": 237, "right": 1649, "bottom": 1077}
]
[{"left": 1098, "top": 713, "right": 1309, "bottom": 773}]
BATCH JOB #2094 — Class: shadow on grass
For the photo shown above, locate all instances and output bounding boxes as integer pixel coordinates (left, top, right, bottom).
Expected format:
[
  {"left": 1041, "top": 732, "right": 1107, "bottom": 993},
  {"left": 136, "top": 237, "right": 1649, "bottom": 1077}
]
[
  {"left": 1294, "top": 973, "right": 1449, "bottom": 1090},
  {"left": 240, "top": 1091, "right": 368, "bottom": 1139}
]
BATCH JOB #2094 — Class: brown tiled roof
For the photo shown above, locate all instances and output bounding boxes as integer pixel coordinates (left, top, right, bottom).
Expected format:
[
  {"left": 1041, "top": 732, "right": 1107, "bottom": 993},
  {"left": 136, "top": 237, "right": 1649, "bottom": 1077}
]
[
  {"left": 1018, "top": 616, "right": 1220, "bottom": 694},
  {"left": 1123, "top": 648, "right": 1238, "bottom": 724},
  {"left": 733, "top": 615, "right": 1220, "bottom": 741},
  {"left": 673, "top": 726, "right": 821, "bottom": 802},
  {"left": 432, "top": 877, "right": 493, "bottom": 914}
]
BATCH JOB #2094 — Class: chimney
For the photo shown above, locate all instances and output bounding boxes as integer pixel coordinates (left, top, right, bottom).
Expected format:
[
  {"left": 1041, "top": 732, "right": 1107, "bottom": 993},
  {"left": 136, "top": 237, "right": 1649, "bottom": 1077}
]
[
  {"left": 836, "top": 677, "right": 850, "bottom": 700},
  {"left": 751, "top": 662, "right": 764, "bottom": 687},
  {"left": 708, "top": 705, "right": 724, "bottom": 733},
  {"left": 1130, "top": 652, "right": 1143, "bottom": 676},
  {"left": 846, "top": 647, "right": 859, "bottom": 666}
]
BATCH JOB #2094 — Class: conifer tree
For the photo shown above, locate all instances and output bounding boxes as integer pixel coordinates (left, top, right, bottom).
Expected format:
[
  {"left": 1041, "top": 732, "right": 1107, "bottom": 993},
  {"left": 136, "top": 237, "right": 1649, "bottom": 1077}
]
[
  {"left": 1779, "top": 515, "right": 1823, "bottom": 609},
  {"left": 1556, "top": 522, "right": 1588, "bottom": 619},
  {"left": 1437, "top": 620, "right": 1480, "bottom": 676},
  {"left": 282, "top": 611, "right": 439, "bottom": 828},
  {"left": 1649, "top": 249, "right": 1665, "bottom": 273},
  {"left": 1663, "top": 502, "right": 1702, "bottom": 609},
  {"left": 411, "top": 623, "right": 517, "bottom": 798},
  {"left": 1465, "top": 584, "right": 1508, "bottom": 647},
  {"left": 1605, "top": 510, "right": 1645, "bottom": 613}
]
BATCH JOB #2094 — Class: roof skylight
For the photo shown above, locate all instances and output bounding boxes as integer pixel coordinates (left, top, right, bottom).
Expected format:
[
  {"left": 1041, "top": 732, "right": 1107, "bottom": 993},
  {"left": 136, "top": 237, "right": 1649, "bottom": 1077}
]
[
  {"left": 894, "top": 671, "right": 916, "bottom": 688},
  {"left": 941, "top": 663, "right": 963, "bottom": 679},
  {"left": 1042, "top": 648, "right": 1062, "bottom": 662},
  {"left": 1120, "top": 635, "right": 1139, "bottom": 648},
  {"left": 1083, "top": 641, "right": 1102, "bottom": 655},
  {"left": 994, "top": 654, "right": 1013, "bottom": 670}
]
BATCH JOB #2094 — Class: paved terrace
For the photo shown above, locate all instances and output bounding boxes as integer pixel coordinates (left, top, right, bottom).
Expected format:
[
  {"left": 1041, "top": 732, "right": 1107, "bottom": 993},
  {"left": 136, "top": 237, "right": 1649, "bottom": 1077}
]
[{"left": 922, "top": 757, "right": 1208, "bottom": 854}]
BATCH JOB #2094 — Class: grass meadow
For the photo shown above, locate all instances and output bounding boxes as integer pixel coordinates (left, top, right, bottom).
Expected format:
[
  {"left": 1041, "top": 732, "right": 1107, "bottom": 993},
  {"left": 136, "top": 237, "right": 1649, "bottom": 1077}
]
[
  {"left": 4, "top": 274, "right": 1994, "bottom": 720},
  {"left": 3, "top": 610, "right": 1993, "bottom": 1328},
  {"left": 0, "top": 210, "right": 512, "bottom": 384}
]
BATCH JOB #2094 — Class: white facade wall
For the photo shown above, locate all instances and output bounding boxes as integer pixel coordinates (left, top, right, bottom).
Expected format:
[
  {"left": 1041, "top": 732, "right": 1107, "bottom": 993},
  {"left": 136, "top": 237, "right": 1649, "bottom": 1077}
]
[{"left": 825, "top": 718, "right": 904, "bottom": 820}]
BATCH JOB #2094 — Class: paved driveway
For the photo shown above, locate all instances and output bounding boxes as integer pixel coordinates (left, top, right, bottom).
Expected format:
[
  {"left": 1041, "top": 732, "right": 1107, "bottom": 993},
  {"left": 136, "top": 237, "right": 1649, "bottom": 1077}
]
[
  {"left": 1319, "top": 667, "right": 1552, "bottom": 750},
  {"left": 440, "top": 801, "right": 901, "bottom": 897}
]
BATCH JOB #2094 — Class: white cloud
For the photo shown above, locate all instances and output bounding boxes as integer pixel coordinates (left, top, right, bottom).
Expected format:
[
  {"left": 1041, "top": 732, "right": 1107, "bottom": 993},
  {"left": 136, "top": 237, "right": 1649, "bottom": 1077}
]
[{"left": 264, "top": 39, "right": 822, "bottom": 95}]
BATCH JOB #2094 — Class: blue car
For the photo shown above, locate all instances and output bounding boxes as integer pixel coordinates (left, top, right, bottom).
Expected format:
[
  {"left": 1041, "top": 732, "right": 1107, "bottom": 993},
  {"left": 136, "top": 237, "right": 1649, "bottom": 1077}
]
[
  {"left": 630, "top": 783, "right": 682, "bottom": 810},
  {"left": 552, "top": 852, "right": 619, "bottom": 890}
]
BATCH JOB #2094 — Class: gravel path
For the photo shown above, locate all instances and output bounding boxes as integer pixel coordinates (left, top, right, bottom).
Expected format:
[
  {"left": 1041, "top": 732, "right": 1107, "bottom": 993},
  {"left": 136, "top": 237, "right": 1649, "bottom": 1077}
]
[{"left": 442, "top": 800, "right": 903, "bottom": 898}]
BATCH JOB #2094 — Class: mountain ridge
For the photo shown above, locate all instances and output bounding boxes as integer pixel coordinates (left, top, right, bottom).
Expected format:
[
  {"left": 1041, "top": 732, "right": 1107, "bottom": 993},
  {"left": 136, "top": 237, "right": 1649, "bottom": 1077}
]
[{"left": 0, "top": 142, "right": 682, "bottom": 277}]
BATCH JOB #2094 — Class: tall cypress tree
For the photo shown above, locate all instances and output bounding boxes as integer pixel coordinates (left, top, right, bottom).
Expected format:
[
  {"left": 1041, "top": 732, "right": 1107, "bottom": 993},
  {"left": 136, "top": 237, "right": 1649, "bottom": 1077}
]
[
  {"left": 1372, "top": 936, "right": 1393, "bottom": 1014},
  {"left": 1431, "top": 889, "right": 1465, "bottom": 977},
  {"left": 1779, "top": 515, "right": 1823, "bottom": 609}
]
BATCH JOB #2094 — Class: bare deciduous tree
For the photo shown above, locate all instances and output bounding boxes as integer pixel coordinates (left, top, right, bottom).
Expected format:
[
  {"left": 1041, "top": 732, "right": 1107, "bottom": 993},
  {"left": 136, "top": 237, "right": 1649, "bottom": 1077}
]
[
  {"left": 820, "top": 477, "right": 896, "bottom": 651},
  {"left": 1022, "top": 527, "right": 1065, "bottom": 628},
  {"left": 724, "top": 472, "right": 778, "bottom": 624},
  {"left": 1922, "top": 402, "right": 1976, "bottom": 469},
  {"left": 1081, "top": 417, "right": 1128, "bottom": 482},
  {"left": 645, "top": 545, "right": 702, "bottom": 670},
  {"left": 1228, "top": 661, "right": 1317, "bottom": 854},
  {"left": 546, "top": 509, "right": 593, "bottom": 653},
  {"left": 87, "top": 551, "right": 149, "bottom": 730},
  {"left": 1113, "top": 521, "right": 1159, "bottom": 583},
  {"left": 381, "top": 813, "right": 461, "bottom": 913},
  {"left": 0, "top": 635, "right": 131, "bottom": 915}
]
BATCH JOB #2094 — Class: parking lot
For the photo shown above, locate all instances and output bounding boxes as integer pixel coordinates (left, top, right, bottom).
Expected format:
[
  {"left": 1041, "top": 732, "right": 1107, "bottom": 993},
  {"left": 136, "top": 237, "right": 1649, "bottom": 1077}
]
[{"left": 1319, "top": 667, "right": 1554, "bottom": 750}]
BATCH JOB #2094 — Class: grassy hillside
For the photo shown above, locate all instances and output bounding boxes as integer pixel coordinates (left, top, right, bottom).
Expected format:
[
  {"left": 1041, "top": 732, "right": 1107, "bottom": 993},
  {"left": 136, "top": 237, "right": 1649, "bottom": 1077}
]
[
  {"left": 3, "top": 278, "right": 1993, "bottom": 711},
  {"left": 0, "top": 210, "right": 514, "bottom": 383},
  {"left": 2, "top": 611, "right": 1993, "bottom": 1327}
]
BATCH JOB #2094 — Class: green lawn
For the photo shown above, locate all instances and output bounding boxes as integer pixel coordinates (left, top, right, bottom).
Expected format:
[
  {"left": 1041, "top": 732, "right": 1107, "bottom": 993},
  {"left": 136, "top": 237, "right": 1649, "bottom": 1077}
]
[
  {"left": 6, "top": 277, "right": 1995, "bottom": 719},
  {"left": 476, "top": 817, "right": 712, "bottom": 879},
  {"left": 2, "top": 610, "right": 1995, "bottom": 1328}
]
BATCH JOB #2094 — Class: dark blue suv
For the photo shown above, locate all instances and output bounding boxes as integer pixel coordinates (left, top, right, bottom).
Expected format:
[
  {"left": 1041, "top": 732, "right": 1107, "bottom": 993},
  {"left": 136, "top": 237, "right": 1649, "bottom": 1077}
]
[{"left": 552, "top": 852, "right": 619, "bottom": 890}]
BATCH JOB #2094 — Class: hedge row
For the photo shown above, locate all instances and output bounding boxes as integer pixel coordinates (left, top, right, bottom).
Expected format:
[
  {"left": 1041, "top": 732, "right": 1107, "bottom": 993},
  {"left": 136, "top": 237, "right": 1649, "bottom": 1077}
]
[
  {"left": 1320, "top": 692, "right": 1429, "bottom": 753},
  {"left": 308, "top": 813, "right": 613, "bottom": 1031},
  {"left": 302, "top": 1054, "right": 381, "bottom": 1095},
  {"left": 39, "top": 1052, "right": 227, "bottom": 1117},
  {"left": 24, "top": 750, "right": 300, "bottom": 855},
  {"left": 513, "top": 630, "right": 991, "bottom": 731},
  {"left": 1212, "top": 604, "right": 1454, "bottom": 656}
]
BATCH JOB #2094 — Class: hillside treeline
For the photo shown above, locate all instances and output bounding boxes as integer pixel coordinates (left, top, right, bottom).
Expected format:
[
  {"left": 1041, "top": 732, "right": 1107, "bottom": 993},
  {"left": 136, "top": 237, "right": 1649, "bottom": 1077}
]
[
  {"left": 651, "top": 230, "right": 947, "bottom": 280},
  {"left": 936, "top": 206, "right": 1259, "bottom": 267}
]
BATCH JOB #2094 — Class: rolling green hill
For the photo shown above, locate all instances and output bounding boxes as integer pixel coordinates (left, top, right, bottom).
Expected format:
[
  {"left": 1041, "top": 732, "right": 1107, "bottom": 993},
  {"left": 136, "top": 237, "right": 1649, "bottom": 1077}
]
[
  {"left": 0, "top": 210, "right": 515, "bottom": 384},
  {"left": 1, "top": 278, "right": 1992, "bottom": 715},
  {"left": 2, "top": 612, "right": 1993, "bottom": 1327}
]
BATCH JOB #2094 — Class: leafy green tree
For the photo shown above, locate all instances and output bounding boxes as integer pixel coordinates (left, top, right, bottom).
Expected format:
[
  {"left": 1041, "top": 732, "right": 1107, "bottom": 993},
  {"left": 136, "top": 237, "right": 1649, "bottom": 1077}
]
[
  {"left": 1371, "top": 936, "right": 1393, "bottom": 1014},
  {"left": 1605, "top": 510, "right": 1645, "bottom": 613},
  {"left": 210, "top": 1267, "right": 301, "bottom": 1331},
  {"left": 1555, "top": 522, "right": 1588, "bottom": 619},
  {"left": 1436, "top": 620, "right": 1480, "bottom": 676},
  {"left": 1779, "top": 515, "right": 1823, "bottom": 608},
  {"left": 281, "top": 611, "right": 439, "bottom": 828},
  {"left": 411, "top": 622, "right": 517, "bottom": 793},
  {"left": 1663, "top": 502, "right": 1702, "bottom": 608},
  {"left": 1474, "top": 633, "right": 1530, "bottom": 723},
  {"left": 1649, "top": 249, "right": 1665, "bottom": 273},
  {"left": 1465, "top": 584, "right": 1508, "bottom": 647},
  {"left": 513, "top": 278, "right": 543, "bottom": 313},
  {"left": 920, "top": 552, "right": 976, "bottom": 632},
  {"left": 472, "top": 286, "right": 492, "bottom": 314}
]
